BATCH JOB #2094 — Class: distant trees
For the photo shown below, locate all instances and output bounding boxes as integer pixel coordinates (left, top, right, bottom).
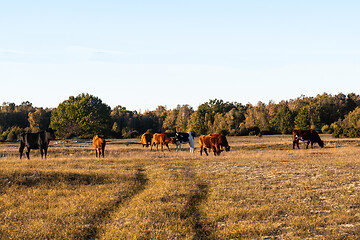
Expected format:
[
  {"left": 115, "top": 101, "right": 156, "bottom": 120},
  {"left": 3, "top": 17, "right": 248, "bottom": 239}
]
[
  {"left": 50, "top": 93, "right": 111, "bottom": 138},
  {"left": 272, "top": 105, "right": 294, "bottom": 134},
  {"left": 294, "top": 107, "right": 310, "bottom": 130},
  {"left": 0, "top": 101, "right": 40, "bottom": 141},
  {"left": 28, "top": 108, "right": 51, "bottom": 132},
  {"left": 2, "top": 92, "right": 360, "bottom": 140},
  {"left": 332, "top": 107, "right": 360, "bottom": 138}
]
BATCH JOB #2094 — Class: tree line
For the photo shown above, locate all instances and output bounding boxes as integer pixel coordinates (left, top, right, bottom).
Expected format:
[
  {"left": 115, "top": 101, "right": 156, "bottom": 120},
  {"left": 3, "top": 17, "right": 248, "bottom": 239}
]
[{"left": 1, "top": 92, "right": 360, "bottom": 141}]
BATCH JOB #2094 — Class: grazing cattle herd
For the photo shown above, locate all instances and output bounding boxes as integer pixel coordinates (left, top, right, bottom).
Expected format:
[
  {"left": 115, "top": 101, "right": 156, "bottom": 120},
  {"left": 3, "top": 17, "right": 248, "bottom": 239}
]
[{"left": 16, "top": 128, "right": 325, "bottom": 159}]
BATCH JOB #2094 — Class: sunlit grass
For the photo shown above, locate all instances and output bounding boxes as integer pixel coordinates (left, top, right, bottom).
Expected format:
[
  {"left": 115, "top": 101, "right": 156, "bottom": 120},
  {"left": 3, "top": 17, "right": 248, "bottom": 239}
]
[{"left": 0, "top": 135, "right": 359, "bottom": 239}]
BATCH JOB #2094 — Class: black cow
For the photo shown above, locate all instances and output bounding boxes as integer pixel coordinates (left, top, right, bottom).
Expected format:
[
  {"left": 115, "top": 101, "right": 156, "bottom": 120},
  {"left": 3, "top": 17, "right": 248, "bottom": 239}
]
[
  {"left": 292, "top": 129, "right": 324, "bottom": 149},
  {"left": 174, "top": 132, "right": 195, "bottom": 152},
  {"left": 19, "top": 128, "right": 56, "bottom": 159}
]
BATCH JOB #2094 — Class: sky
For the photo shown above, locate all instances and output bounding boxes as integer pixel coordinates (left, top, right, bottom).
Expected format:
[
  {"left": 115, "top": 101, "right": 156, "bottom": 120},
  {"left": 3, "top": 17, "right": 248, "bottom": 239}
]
[{"left": 1, "top": 1, "right": 359, "bottom": 111}]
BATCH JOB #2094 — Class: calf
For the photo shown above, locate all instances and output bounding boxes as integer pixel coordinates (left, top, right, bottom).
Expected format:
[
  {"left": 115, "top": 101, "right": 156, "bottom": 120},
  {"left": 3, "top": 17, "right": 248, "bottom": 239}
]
[
  {"left": 292, "top": 130, "right": 324, "bottom": 149},
  {"left": 19, "top": 128, "right": 56, "bottom": 159},
  {"left": 151, "top": 133, "right": 175, "bottom": 151},
  {"left": 93, "top": 135, "right": 106, "bottom": 157},
  {"left": 174, "top": 132, "right": 195, "bottom": 152},
  {"left": 141, "top": 132, "right": 152, "bottom": 147}
]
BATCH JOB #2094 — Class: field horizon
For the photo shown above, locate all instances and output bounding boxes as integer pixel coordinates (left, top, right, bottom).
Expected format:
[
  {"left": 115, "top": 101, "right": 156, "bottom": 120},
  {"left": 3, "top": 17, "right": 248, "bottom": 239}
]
[{"left": 0, "top": 134, "right": 359, "bottom": 239}]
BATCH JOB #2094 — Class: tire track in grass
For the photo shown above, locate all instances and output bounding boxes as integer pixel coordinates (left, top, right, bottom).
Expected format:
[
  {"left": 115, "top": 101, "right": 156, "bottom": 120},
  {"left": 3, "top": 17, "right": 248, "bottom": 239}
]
[
  {"left": 180, "top": 181, "right": 215, "bottom": 240},
  {"left": 72, "top": 168, "right": 148, "bottom": 240}
]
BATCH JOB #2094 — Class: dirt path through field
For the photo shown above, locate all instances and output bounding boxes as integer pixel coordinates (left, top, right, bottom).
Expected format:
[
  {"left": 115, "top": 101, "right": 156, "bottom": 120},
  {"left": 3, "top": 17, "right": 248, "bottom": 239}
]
[{"left": 72, "top": 167, "right": 148, "bottom": 240}]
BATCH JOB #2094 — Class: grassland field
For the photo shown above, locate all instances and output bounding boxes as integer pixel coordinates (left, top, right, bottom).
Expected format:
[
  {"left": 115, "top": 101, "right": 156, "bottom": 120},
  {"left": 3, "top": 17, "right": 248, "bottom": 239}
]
[{"left": 0, "top": 134, "right": 359, "bottom": 239}]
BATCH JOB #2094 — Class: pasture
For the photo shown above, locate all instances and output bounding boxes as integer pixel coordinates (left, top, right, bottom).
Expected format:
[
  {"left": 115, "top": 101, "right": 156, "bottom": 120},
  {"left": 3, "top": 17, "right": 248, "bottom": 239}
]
[{"left": 0, "top": 135, "right": 359, "bottom": 239}]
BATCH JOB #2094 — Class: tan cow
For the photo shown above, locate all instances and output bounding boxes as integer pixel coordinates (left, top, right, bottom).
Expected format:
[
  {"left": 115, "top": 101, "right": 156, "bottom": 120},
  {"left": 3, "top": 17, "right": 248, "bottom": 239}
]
[
  {"left": 141, "top": 132, "right": 152, "bottom": 147},
  {"left": 93, "top": 135, "right": 106, "bottom": 157},
  {"left": 150, "top": 133, "right": 175, "bottom": 151}
]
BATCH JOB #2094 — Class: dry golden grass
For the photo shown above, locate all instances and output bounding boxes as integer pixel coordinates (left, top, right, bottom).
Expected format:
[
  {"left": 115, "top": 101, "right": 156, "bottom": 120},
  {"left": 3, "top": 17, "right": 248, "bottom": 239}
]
[{"left": 0, "top": 134, "right": 359, "bottom": 239}]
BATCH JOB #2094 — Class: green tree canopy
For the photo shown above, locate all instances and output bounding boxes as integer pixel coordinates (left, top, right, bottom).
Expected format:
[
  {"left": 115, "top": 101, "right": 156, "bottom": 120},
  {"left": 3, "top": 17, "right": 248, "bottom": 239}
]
[
  {"left": 50, "top": 93, "right": 111, "bottom": 138},
  {"left": 28, "top": 108, "right": 50, "bottom": 132},
  {"left": 271, "top": 105, "right": 294, "bottom": 134},
  {"left": 294, "top": 107, "right": 310, "bottom": 130}
]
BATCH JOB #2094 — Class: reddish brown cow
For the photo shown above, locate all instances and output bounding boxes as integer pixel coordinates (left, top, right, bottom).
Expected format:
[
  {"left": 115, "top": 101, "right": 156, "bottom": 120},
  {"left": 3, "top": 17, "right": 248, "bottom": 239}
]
[
  {"left": 151, "top": 133, "right": 175, "bottom": 151},
  {"left": 199, "top": 134, "right": 222, "bottom": 156},
  {"left": 292, "top": 130, "right": 324, "bottom": 149},
  {"left": 209, "top": 134, "right": 231, "bottom": 152},
  {"left": 93, "top": 135, "right": 106, "bottom": 157},
  {"left": 141, "top": 132, "right": 152, "bottom": 147}
]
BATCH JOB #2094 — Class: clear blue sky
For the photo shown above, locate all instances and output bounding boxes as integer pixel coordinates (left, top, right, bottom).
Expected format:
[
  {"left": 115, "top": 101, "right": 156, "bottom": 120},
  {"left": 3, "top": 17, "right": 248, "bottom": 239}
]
[{"left": 1, "top": 1, "right": 359, "bottom": 111}]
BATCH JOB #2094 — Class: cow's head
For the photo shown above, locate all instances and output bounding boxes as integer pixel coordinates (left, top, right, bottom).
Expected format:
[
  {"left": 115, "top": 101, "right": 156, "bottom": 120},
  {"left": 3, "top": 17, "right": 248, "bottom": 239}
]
[
  {"left": 225, "top": 145, "right": 230, "bottom": 152},
  {"left": 318, "top": 140, "right": 324, "bottom": 148}
]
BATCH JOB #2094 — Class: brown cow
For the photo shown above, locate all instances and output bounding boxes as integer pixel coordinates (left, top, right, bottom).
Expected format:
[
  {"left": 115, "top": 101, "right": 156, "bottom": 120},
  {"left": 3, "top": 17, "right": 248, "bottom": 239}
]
[
  {"left": 150, "top": 133, "right": 175, "bottom": 151},
  {"left": 93, "top": 135, "right": 106, "bottom": 157},
  {"left": 199, "top": 134, "right": 222, "bottom": 156},
  {"left": 292, "top": 130, "right": 324, "bottom": 149},
  {"left": 209, "top": 134, "right": 231, "bottom": 152},
  {"left": 141, "top": 132, "right": 152, "bottom": 147}
]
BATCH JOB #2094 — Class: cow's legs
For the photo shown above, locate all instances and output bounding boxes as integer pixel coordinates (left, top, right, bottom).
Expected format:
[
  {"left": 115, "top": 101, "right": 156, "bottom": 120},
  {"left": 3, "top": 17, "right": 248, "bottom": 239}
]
[
  {"left": 306, "top": 141, "right": 310, "bottom": 149},
  {"left": 26, "top": 147, "right": 31, "bottom": 159},
  {"left": 150, "top": 141, "right": 155, "bottom": 151},
  {"left": 166, "top": 144, "right": 171, "bottom": 151},
  {"left": 40, "top": 148, "right": 44, "bottom": 159},
  {"left": 293, "top": 140, "right": 300, "bottom": 149},
  {"left": 44, "top": 147, "right": 48, "bottom": 159},
  {"left": 19, "top": 142, "right": 25, "bottom": 159},
  {"left": 212, "top": 146, "right": 218, "bottom": 156},
  {"left": 101, "top": 146, "right": 105, "bottom": 157},
  {"left": 189, "top": 143, "right": 194, "bottom": 153},
  {"left": 176, "top": 143, "right": 181, "bottom": 152},
  {"left": 203, "top": 148, "right": 209, "bottom": 156}
]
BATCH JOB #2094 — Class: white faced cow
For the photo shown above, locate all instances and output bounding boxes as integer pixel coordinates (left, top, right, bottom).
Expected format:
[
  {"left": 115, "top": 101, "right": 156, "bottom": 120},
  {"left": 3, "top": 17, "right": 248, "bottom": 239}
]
[{"left": 174, "top": 132, "right": 195, "bottom": 153}]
